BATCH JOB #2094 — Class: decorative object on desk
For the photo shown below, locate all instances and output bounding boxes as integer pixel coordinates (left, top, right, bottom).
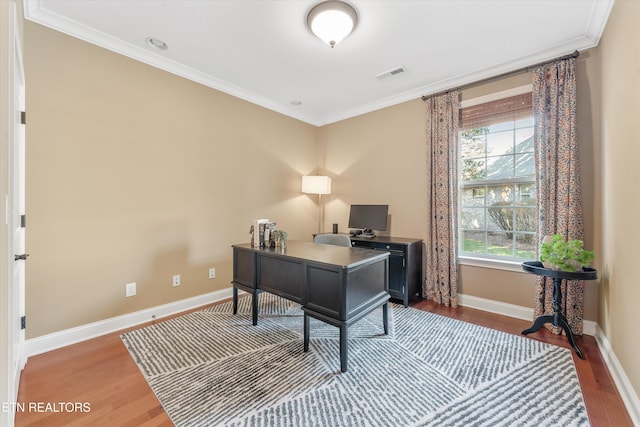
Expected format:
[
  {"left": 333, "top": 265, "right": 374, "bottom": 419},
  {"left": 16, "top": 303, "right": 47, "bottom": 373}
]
[
  {"left": 264, "top": 222, "right": 276, "bottom": 247},
  {"left": 251, "top": 219, "right": 270, "bottom": 247},
  {"left": 539, "top": 234, "right": 595, "bottom": 272},
  {"left": 301, "top": 175, "right": 331, "bottom": 234},
  {"left": 121, "top": 293, "right": 589, "bottom": 427},
  {"left": 271, "top": 229, "right": 287, "bottom": 247}
]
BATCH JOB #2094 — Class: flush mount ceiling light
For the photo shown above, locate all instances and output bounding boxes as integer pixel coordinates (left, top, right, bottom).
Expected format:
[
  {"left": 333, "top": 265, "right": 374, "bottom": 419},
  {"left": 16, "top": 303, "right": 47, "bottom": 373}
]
[{"left": 306, "top": 1, "right": 358, "bottom": 48}]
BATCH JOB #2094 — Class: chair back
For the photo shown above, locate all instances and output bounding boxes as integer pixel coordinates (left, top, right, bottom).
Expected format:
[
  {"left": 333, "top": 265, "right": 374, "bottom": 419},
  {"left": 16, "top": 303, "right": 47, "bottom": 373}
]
[{"left": 313, "top": 233, "right": 352, "bottom": 247}]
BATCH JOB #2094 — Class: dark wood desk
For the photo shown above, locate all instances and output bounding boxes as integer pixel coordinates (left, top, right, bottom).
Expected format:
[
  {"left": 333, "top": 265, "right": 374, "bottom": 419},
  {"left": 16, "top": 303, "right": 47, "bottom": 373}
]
[
  {"left": 231, "top": 241, "right": 389, "bottom": 372},
  {"left": 350, "top": 235, "right": 423, "bottom": 307}
]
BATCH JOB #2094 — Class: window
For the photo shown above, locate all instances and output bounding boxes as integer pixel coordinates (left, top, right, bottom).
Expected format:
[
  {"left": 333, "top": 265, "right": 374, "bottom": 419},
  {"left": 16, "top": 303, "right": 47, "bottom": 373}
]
[{"left": 458, "top": 91, "right": 536, "bottom": 261}]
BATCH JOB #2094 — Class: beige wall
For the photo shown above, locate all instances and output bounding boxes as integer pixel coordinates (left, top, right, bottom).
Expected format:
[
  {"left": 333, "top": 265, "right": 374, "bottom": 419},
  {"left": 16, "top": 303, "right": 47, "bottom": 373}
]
[
  {"left": 24, "top": 22, "right": 319, "bottom": 338},
  {"left": 318, "top": 68, "right": 600, "bottom": 319},
  {"left": 318, "top": 99, "right": 428, "bottom": 238},
  {"left": 598, "top": 0, "right": 640, "bottom": 405}
]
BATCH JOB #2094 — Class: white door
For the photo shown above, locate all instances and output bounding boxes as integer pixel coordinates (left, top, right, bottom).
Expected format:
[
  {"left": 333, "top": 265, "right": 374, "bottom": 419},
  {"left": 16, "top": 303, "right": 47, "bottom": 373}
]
[
  {"left": 3, "top": 3, "right": 27, "bottom": 424},
  {"left": 10, "top": 17, "right": 27, "bottom": 388}
]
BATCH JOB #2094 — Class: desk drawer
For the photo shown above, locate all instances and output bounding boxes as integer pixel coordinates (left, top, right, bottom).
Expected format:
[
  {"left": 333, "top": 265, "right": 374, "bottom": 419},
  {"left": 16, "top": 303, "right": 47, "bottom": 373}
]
[{"left": 353, "top": 240, "right": 405, "bottom": 254}]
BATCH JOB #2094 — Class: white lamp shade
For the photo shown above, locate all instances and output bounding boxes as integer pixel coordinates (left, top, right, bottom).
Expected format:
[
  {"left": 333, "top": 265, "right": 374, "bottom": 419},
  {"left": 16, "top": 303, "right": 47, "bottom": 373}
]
[
  {"left": 302, "top": 176, "right": 332, "bottom": 195},
  {"left": 307, "top": 1, "right": 357, "bottom": 47}
]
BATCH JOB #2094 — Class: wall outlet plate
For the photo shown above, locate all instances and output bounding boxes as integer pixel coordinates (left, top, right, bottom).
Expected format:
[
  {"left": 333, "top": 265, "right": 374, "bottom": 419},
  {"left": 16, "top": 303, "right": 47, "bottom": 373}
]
[
  {"left": 209, "top": 268, "right": 216, "bottom": 279},
  {"left": 173, "top": 274, "right": 181, "bottom": 287},
  {"left": 125, "top": 282, "right": 136, "bottom": 297}
]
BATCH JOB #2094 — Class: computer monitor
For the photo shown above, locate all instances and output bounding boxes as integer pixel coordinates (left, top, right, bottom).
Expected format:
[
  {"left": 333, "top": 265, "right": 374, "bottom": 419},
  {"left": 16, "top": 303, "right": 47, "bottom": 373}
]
[{"left": 348, "top": 204, "right": 388, "bottom": 237}]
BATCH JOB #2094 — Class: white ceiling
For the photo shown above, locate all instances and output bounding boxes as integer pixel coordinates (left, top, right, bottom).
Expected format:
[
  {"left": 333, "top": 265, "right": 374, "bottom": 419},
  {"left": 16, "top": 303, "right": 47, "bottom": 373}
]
[{"left": 24, "top": 0, "right": 613, "bottom": 126}]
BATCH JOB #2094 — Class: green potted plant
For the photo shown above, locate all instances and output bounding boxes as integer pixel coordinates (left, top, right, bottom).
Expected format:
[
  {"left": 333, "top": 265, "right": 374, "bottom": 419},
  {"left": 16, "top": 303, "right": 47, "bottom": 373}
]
[{"left": 540, "top": 234, "right": 595, "bottom": 272}]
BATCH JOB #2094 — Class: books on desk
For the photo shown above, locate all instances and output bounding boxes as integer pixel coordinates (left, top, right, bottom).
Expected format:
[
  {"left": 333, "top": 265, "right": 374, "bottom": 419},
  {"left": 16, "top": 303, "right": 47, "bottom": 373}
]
[{"left": 252, "top": 219, "right": 276, "bottom": 247}]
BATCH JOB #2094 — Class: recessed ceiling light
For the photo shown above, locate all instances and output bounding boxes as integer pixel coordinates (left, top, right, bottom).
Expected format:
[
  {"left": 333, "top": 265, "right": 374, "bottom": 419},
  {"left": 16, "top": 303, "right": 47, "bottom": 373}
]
[{"left": 146, "top": 37, "right": 168, "bottom": 50}]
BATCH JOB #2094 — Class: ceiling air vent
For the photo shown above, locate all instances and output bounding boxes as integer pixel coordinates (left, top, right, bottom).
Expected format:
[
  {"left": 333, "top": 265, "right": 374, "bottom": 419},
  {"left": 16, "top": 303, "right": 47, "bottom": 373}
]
[{"left": 375, "top": 66, "right": 406, "bottom": 80}]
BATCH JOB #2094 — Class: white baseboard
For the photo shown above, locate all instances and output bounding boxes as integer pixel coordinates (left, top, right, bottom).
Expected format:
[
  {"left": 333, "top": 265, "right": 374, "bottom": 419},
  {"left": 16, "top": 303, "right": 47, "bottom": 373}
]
[
  {"left": 459, "top": 293, "right": 638, "bottom": 425},
  {"left": 457, "top": 293, "right": 597, "bottom": 336},
  {"left": 25, "top": 288, "right": 234, "bottom": 357},
  {"left": 594, "top": 325, "right": 640, "bottom": 427},
  {"left": 458, "top": 293, "right": 533, "bottom": 322}
]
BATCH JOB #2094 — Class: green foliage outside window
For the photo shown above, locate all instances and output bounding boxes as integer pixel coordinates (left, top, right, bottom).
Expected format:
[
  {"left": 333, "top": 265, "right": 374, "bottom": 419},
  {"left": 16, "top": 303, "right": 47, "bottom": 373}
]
[
  {"left": 487, "top": 198, "right": 537, "bottom": 243},
  {"left": 460, "top": 128, "right": 486, "bottom": 181}
]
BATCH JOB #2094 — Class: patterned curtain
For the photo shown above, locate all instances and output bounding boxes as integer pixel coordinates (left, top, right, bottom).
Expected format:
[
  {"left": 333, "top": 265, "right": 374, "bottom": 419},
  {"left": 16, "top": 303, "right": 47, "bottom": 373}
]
[
  {"left": 532, "top": 57, "right": 585, "bottom": 335},
  {"left": 424, "top": 91, "right": 459, "bottom": 307}
]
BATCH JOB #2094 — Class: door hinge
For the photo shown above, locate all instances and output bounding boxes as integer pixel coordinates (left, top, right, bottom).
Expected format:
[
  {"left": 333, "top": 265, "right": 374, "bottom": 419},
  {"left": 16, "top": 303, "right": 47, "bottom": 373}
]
[
  {"left": 20, "top": 316, "right": 26, "bottom": 330},
  {"left": 20, "top": 111, "right": 26, "bottom": 125},
  {"left": 21, "top": 214, "right": 26, "bottom": 228}
]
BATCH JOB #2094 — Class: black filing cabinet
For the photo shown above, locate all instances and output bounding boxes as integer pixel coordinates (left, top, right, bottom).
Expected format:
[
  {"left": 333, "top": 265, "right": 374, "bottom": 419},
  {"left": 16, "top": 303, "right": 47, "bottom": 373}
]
[{"left": 350, "top": 236, "right": 423, "bottom": 307}]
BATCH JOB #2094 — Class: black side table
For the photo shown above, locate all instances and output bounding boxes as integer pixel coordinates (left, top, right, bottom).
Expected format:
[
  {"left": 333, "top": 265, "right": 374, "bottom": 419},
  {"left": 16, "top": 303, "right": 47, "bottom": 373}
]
[{"left": 521, "top": 261, "right": 597, "bottom": 359}]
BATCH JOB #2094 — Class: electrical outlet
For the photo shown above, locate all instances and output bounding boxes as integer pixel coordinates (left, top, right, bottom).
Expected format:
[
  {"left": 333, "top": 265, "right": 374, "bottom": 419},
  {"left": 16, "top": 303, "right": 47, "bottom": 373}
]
[
  {"left": 209, "top": 268, "right": 216, "bottom": 279},
  {"left": 173, "top": 274, "right": 181, "bottom": 287},
  {"left": 125, "top": 282, "right": 136, "bottom": 297}
]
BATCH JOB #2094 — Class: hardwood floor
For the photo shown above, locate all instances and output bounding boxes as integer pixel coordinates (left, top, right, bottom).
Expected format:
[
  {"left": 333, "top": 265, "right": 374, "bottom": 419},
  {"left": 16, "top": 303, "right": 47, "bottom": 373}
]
[{"left": 15, "top": 298, "right": 633, "bottom": 426}]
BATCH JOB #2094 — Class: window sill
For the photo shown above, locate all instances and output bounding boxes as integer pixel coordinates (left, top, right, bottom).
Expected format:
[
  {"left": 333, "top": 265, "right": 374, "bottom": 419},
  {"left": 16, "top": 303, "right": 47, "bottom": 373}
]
[{"left": 458, "top": 256, "right": 528, "bottom": 273}]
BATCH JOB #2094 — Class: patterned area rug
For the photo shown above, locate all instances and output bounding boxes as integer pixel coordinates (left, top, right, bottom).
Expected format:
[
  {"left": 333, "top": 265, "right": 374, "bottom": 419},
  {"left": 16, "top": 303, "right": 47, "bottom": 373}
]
[{"left": 121, "top": 293, "right": 589, "bottom": 426}]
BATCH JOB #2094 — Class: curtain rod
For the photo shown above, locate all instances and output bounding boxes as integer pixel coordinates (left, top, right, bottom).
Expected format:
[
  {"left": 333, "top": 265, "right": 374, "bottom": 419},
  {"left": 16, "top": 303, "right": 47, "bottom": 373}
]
[{"left": 421, "top": 50, "right": 580, "bottom": 101}]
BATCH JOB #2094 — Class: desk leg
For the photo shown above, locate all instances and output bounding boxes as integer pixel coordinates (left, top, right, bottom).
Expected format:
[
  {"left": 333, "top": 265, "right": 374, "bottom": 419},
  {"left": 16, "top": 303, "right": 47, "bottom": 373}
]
[
  {"left": 303, "top": 313, "right": 310, "bottom": 352},
  {"left": 252, "top": 290, "right": 259, "bottom": 326},
  {"left": 383, "top": 302, "right": 389, "bottom": 335},
  {"left": 339, "top": 324, "right": 348, "bottom": 373},
  {"left": 232, "top": 287, "right": 238, "bottom": 315}
]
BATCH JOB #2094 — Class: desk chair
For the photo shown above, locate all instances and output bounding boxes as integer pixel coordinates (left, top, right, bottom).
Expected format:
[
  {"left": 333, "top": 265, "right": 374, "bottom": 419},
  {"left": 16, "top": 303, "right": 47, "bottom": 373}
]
[{"left": 313, "top": 233, "right": 352, "bottom": 247}]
